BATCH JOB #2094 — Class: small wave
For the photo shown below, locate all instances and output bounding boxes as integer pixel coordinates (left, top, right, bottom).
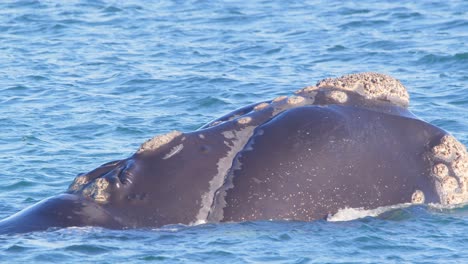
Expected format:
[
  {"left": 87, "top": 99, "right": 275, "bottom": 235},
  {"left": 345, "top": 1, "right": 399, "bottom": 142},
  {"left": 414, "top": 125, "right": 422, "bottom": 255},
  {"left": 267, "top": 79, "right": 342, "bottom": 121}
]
[
  {"left": 1, "top": 180, "right": 37, "bottom": 191},
  {"left": 64, "top": 244, "right": 112, "bottom": 255},
  {"left": 102, "top": 6, "right": 123, "bottom": 14},
  {"left": 339, "top": 19, "right": 388, "bottom": 29},
  {"left": 417, "top": 52, "right": 468, "bottom": 65},
  {"left": 151, "top": 223, "right": 191, "bottom": 233}
]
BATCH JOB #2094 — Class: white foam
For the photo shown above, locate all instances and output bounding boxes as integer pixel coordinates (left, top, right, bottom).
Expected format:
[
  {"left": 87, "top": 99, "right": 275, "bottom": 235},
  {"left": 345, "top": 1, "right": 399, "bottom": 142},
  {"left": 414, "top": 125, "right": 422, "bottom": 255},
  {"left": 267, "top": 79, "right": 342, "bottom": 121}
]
[
  {"left": 191, "top": 219, "right": 207, "bottom": 226},
  {"left": 427, "top": 202, "right": 468, "bottom": 211},
  {"left": 326, "top": 203, "right": 413, "bottom": 222},
  {"left": 151, "top": 224, "right": 189, "bottom": 232}
]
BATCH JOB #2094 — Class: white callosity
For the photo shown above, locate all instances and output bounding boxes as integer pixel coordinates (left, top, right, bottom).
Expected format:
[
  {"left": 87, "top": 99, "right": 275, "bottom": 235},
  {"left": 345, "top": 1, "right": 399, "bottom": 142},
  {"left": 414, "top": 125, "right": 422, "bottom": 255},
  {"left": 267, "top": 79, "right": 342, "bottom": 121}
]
[
  {"left": 314, "top": 72, "right": 410, "bottom": 107},
  {"left": 137, "top": 130, "right": 183, "bottom": 154},
  {"left": 430, "top": 135, "right": 468, "bottom": 205}
]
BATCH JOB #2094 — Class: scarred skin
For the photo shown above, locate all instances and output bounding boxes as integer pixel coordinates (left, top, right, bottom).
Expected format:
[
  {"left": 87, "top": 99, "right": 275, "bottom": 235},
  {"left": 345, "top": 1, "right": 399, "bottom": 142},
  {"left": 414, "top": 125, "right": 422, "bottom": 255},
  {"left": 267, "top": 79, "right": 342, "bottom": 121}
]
[{"left": 1, "top": 72, "right": 467, "bottom": 234}]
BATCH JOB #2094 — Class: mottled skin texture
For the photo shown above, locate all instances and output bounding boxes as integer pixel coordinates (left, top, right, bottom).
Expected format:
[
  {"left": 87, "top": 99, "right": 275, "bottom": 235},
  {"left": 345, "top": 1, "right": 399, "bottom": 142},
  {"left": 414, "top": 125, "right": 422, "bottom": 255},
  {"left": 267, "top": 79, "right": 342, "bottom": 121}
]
[
  {"left": 1, "top": 72, "right": 467, "bottom": 234},
  {"left": 211, "top": 106, "right": 444, "bottom": 222}
]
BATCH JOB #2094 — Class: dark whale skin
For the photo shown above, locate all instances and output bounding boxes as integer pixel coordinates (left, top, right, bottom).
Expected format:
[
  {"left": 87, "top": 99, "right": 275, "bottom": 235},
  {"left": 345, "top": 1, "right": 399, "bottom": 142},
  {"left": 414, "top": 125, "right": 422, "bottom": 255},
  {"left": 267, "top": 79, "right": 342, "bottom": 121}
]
[{"left": 1, "top": 72, "right": 467, "bottom": 234}]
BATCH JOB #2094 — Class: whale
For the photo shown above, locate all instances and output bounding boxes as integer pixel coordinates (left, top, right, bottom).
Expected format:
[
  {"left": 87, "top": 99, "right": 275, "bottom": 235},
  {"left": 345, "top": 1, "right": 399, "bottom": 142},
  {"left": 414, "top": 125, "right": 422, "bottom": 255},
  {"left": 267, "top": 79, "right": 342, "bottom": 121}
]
[{"left": 1, "top": 72, "right": 467, "bottom": 234}]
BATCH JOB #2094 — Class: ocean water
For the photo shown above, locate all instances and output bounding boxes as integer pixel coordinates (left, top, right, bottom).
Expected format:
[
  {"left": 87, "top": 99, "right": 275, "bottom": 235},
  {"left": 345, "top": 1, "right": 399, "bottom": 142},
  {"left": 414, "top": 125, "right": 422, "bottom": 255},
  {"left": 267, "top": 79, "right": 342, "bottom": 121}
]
[{"left": 0, "top": 0, "right": 467, "bottom": 263}]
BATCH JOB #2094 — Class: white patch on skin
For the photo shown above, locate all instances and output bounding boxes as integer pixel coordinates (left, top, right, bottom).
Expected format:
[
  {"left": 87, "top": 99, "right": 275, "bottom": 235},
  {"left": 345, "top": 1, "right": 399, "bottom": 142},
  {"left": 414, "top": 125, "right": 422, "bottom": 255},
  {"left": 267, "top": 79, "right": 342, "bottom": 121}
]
[
  {"left": 252, "top": 177, "right": 262, "bottom": 184},
  {"left": 222, "top": 130, "right": 236, "bottom": 140},
  {"left": 206, "top": 127, "right": 266, "bottom": 222},
  {"left": 194, "top": 127, "right": 256, "bottom": 224},
  {"left": 162, "top": 144, "right": 184, "bottom": 160}
]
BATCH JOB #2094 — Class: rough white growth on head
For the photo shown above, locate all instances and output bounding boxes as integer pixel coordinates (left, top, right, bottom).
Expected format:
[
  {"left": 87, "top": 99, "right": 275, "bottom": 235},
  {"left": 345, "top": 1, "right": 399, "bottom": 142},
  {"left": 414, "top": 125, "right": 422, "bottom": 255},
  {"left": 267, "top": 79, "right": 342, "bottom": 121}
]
[
  {"left": 433, "top": 163, "right": 449, "bottom": 178},
  {"left": 263, "top": 94, "right": 313, "bottom": 117},
  {"left": 272, "top": 95, "right": 287, "bottom": 102},
  {"left": 411, "top": 190, "right": 425, "bottom": 204},
  {"left": 432, "top": 135, "right": 465, "bottom": 162},
  {"left": 316, "top": 72, "right": 410, "bottom": 107},
  {"left": 81, "top": 178, "right": 110, "bottom": 204},
  {"left": 237, "top": 116, "right": 252, "bottom": 125},
  {"left": 453, "top": 156, "right": 468, "bottom": 178},
  {"left": 287, "top": 95, "right": 305, "bottom": 105},
  {"left": 326, "top": 90, "right": 348, "bottom": 103},
  {"left": 293, "top": 86, "right": 318, "bottom": 102},
  {"left": 295, "top": 86, "right": 318, "bottom": 94},
  {"left": 68, "top": 175, "right": 89, "bottom": 192},
  {"left": 137, "top": 130, "right": 182, "bottom": 154},
  {"left": 430, "top": 135, "right": 468, "bottom": 205},
  {"left": 254, "top": 102, "right": 270, "bottom": 111}
]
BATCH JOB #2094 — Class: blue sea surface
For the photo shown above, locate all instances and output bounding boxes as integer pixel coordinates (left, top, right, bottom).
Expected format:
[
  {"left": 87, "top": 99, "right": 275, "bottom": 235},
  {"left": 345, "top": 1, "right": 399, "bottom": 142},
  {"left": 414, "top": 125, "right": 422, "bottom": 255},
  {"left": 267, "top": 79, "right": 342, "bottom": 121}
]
[{"left": 0, "top": 0, "right": 467, "bottom": 263}]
